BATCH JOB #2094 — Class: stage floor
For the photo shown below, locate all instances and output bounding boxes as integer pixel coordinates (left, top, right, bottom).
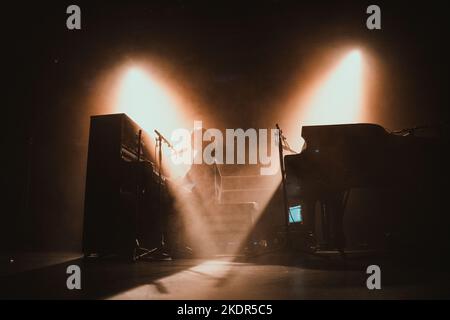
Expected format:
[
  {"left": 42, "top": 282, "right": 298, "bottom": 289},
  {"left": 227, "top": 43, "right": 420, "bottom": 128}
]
[{"left": 1, "top": 251, "right": 450, "bottom": 299}]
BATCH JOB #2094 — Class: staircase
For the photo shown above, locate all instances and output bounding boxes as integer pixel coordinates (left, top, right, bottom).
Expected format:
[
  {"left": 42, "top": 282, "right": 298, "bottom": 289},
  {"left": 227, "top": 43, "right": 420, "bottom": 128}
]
[{"left": 204, "top": 164, "right": 277, "bottom": 254}]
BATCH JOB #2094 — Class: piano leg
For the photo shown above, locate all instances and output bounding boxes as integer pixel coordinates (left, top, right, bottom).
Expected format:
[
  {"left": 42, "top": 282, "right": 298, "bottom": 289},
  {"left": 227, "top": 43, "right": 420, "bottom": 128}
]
[
  {"left": 320, "top": 202, "right": 330, "bottom": 249},
  {"left": 310, "top": 190, "right": 347, "bottom": 253},
  {"left": 327, "top": 191, "right": 346, "bottom": 252},
  {"left": 302, "top": 198, "right": 326, "bottom": 252},
  {"left": 301, "top": 192, "right": 347, "bottom": 253}
]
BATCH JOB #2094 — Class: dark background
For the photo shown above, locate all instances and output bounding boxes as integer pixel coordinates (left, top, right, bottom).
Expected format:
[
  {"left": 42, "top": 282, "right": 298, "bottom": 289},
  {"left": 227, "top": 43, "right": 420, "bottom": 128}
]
[{"left": 2, "top": 0, "right": 449, "bottom": 253}]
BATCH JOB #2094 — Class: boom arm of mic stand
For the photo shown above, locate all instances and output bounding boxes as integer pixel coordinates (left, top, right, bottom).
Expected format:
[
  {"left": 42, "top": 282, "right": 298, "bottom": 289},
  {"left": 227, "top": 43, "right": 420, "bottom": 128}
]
[{"left": 154, "top": 129, "right": 174, "bottom": 149}]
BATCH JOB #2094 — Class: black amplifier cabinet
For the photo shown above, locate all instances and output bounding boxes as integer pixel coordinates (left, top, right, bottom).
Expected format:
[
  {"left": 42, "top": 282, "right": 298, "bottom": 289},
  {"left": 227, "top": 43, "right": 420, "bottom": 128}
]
[{"left": 82, "top": 113, "right": 164, "bottom": 258}]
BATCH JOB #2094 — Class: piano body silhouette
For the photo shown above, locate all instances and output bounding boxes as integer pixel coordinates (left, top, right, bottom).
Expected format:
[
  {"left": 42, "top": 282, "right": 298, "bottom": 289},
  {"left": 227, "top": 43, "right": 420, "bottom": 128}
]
[{"left": 285, "top": 123, "right": 450, "bottom": 253}]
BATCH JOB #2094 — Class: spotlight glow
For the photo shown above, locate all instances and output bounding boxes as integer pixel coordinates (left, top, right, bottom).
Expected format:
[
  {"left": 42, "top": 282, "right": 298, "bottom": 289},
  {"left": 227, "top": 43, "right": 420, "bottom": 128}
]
[
  {"left": 301, "top": 49, "right": 364, "bottom": 125},
  {"left": 114, "top": 65, "right": 191, "bottom": 178},
  {"left": 115, "top": 66, "right": 185, "bottom": 135}
]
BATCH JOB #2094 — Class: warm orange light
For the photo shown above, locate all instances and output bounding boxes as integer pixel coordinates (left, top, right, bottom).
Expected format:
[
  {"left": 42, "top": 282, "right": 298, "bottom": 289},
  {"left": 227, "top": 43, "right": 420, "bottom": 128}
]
[
  {"left": 115, "top": 65, "right": 191, "bottom": 178},
  {"left": 115, "top": 66, "right": 186, "bottom": 135},
  {"left": 301, "top": 49, "right": 364, "bottom": 125}
]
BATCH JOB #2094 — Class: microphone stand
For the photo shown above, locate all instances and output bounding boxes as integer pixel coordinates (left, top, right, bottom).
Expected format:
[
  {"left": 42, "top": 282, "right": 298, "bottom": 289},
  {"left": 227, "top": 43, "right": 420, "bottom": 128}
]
[
  {"left": 245, "top": 125, "right": 329, "bottom": 259},
  {"left": 135, "top": 130, "right": 174, "bottom": 261},
  {"left": 276, "top": 124, "right": 292, "bottom": 248},
  {"left": 132, "top": 129, "right": 154, "bottom": 261}
]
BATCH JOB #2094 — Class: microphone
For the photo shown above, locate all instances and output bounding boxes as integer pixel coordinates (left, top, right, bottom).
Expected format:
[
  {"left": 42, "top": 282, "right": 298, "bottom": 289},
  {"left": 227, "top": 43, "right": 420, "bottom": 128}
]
[
  {"left": 275, "top": 123, "right": 287, "bottom": 141},
  {"left": 276, "top": 124, "right": 297, "bottom": 154},
  {"left": 154, "top": 129, "right": 174, "bottom": 149}
]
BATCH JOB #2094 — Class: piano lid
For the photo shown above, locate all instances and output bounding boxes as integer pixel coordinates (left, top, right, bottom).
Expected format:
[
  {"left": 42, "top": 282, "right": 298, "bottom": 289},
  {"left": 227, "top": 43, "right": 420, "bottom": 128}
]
[{"left": 301, "top": 123, "right": 388, "bottom": 153}]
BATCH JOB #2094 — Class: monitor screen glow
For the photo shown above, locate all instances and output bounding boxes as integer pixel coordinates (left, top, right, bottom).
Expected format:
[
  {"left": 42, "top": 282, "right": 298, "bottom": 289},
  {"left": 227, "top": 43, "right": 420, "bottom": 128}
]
[{"left": 289, "top": 205, "right": 302, "bottom": 223}]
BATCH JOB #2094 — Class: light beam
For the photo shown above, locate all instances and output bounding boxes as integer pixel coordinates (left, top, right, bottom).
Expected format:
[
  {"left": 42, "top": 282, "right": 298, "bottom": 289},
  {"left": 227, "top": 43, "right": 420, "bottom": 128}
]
[{"left": 301, "top": 49, "right": 365, "bottom": 126}]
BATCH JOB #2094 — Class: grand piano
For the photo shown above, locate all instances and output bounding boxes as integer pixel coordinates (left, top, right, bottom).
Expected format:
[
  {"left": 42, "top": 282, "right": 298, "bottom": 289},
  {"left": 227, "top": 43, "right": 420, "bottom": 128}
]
[{"left": 284, "top": 123, "right": 450, "bottom": 252}]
